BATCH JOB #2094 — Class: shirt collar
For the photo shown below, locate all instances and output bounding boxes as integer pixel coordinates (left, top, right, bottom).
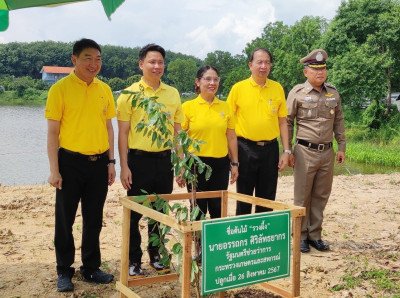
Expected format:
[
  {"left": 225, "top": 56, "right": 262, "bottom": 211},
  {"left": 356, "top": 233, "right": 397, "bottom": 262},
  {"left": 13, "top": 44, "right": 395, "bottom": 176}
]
[
  {"left": 195, "top": 95, "right": 220, "bottom": 105},
  {"left": 249, "top": 76, "right": 269, "bottom": 88},
  {"left": 139, "top": 77, "right": 166, "bottom": 92},
  {"left": 305, "top": 80, "right": 327, "bottom": 92},
  {"left": 71, "top": 71, "right": 99, "bottom": 86}
]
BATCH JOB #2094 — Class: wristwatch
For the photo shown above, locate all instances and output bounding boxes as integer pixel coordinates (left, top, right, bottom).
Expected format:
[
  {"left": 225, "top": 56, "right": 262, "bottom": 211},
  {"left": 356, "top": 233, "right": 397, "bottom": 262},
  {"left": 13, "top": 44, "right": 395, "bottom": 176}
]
[
  {"left": 231, "top": 162, "right": 239, "bottom": 167},
  {"left": 283, "top": 149, "right": 292, "bottom": 154},
  {"left": 108, "top": 159, "right": 116, "bottom": 165}
]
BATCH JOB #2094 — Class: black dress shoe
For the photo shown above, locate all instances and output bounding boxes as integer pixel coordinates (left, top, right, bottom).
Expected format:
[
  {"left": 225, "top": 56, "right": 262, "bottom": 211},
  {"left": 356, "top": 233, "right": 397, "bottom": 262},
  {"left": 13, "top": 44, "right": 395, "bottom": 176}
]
[
  {"left": 308, "top": 239, "right": 329, "bottom": 251},
  {"left": 148, "top": 249, "right": 171, "bottom": 273},
  {"left": 300, "top": 240, "right": 310, "bottom": 253},
  {"left": 82, "top": 269, "right": 114, "bottom": 284},
  {"left": 129, "top": 262, "right": 144, "bottom": 277},
  {"left": 57, "top": 274, "right": 74, "bottom": 292}
]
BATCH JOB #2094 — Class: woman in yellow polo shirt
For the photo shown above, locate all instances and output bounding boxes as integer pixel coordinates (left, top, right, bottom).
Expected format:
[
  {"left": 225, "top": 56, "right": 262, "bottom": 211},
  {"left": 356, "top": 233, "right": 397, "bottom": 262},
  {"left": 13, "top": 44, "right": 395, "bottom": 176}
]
[{"left": 180, "top": 65, "right": 238, "bottom": 220}]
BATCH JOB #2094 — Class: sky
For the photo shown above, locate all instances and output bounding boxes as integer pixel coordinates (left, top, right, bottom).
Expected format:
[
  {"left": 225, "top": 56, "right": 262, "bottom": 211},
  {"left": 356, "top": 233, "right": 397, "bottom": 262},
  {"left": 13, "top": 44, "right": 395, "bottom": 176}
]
[{"left": 0, "top": 0, "right": 342, "bottom": 59}]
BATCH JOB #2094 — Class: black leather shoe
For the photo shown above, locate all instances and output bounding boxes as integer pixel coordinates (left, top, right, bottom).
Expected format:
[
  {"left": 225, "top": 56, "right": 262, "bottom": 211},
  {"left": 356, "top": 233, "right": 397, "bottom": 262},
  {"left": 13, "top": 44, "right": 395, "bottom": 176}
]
[
  {"left": 148, "top": 249, "right": 171, "bottom": 273},
  {"left": 308, "top": 239, "right": 329, "bottom": 251},
  {"left": 57, "top": 274, "right": 74, "bottom": 292},
  {"left": 82, "top": 269, "right": 114, "bottom": 284},
  {"left": 300, "top": 240, "right": 310, "bottom": 253},
  {"left": 129, "top": 262, "right": 144, "bottom": 277}
]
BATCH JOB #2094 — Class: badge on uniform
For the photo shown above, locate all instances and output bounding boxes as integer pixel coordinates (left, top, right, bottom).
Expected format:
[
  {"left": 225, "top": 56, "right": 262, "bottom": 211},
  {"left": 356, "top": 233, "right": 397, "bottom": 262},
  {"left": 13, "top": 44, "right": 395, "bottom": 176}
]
[
  {"left": 305, "top": 96, "right": 312, "bottom": 102},
  {"left": 330, "top": 109, "right": 334, "bottom": 115},
  {"left": 326, "top": 93, "right": 334, "bottom": 97}
]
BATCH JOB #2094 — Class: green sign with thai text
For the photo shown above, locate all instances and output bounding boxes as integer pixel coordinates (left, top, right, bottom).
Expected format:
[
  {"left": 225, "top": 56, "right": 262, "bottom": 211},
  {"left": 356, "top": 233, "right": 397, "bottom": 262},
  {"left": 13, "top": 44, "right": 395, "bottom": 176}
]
[{"left": 201, "top": 211, "right": 291, "bottom": 295}]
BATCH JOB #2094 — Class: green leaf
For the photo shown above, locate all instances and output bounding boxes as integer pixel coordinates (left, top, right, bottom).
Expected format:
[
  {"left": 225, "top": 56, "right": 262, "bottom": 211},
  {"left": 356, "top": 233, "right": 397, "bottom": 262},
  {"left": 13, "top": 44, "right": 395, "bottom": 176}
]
[
  {"left": 191, "top": 205, "right": 201, "bottom": 221},
  {"left": 172, "top": 243, "right": 182, "bottom": 254},
  {"left": 133, "top": 195, "right": 147, "bottom": 203},
  {"left": 205, "top": 165, "right": 212, "bottom": 181}
]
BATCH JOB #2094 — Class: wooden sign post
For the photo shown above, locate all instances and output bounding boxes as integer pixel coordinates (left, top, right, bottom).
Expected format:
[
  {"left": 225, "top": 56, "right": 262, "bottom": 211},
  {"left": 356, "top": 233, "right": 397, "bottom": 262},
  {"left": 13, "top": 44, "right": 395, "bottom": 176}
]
[{"left": 116, "top": 191, "right": 305, "bottom": 298}]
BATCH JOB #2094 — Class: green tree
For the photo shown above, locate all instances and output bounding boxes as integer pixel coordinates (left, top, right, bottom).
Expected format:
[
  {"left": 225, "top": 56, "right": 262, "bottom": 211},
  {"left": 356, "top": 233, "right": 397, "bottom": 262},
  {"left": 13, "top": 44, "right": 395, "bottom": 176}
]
[
  {"left": 167, "top": 58, "right": 197, "bottom": 93},
  {"left": 329, "top": 44, "right": 386, "bottom": 109},
  {"left": 322, "top": 0, "right": 400, "bottom": 115},
  {"left": 204, "top": 51, "right": 244, "bottom": 95},
  {"left": 107, "top": 77, "right": 126, "bottom": 91},
  {"left": 245, "top": 17, "right": 327, "bottom": 93},
  {"left": 125, "top": 74, "right": 142, "bottom": 87},
  {"left": 223, "top": 65, "right": 249, "bottom": 96},
  {"left": 12, "top": 76, "right": 35, "bottom": 97}
]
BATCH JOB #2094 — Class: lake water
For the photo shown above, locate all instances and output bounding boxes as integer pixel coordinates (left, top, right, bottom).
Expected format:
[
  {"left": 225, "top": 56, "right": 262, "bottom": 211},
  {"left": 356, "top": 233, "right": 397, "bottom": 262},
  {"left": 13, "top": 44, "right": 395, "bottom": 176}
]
[
  {"left": 0, "top": 106, "right": 121, "bottom": 186},
  {"left": 0, "top": 106, "right": 398, "bottom": 186}
]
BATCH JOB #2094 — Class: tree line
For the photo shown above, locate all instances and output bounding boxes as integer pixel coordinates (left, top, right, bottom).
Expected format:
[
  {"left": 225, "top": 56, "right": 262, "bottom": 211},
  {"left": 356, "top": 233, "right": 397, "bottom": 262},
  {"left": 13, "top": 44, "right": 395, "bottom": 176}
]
[{"left": 1, "top": 0, "right": 399, "bottom": 120}]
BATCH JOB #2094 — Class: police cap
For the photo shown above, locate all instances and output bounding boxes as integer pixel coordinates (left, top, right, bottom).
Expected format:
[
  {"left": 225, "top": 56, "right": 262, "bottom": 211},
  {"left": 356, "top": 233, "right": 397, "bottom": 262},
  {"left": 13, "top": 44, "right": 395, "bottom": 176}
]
[{"left": 300, "top": 49, "right": 328, "bottom": 68}]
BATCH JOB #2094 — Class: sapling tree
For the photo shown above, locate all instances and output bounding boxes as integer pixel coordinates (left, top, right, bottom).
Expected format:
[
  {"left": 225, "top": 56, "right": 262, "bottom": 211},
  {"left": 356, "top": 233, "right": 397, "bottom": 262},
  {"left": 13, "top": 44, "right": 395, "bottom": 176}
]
[{"left": 122, "top": 87, "right": 212, "bottom": 297}]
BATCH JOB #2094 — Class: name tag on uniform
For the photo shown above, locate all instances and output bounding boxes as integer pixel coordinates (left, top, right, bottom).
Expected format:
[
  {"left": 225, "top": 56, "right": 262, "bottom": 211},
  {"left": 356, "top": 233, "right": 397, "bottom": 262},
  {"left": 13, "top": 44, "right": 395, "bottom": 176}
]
[{"left": 305, "top": 96, "right": 312, "bottom": 102}]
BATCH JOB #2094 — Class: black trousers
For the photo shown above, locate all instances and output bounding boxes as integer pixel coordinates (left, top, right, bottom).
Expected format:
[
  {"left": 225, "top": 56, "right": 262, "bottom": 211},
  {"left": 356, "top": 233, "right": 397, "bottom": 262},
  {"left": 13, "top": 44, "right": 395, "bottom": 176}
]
[
  {"left": 127, "top": 150, "right": 173, "bottom": 264},
  {"left": 55, "top": 149, "right": 109, "bottom": 277},
  {"left": 236, "top": 138, "right": 279, "bottom": 215},
  {"left": 186, "top": 155, "right": 230, "bottom": 219}
]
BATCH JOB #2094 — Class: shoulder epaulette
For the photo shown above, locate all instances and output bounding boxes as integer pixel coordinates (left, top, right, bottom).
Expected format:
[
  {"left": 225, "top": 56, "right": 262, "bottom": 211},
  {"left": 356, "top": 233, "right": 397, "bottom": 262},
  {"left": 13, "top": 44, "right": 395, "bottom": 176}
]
[
  {"left": 325, "top": 83, "right": 337, "bottom": 90},
  {"left": 292, "top": 84, "right": 306, "bottom": 93}
]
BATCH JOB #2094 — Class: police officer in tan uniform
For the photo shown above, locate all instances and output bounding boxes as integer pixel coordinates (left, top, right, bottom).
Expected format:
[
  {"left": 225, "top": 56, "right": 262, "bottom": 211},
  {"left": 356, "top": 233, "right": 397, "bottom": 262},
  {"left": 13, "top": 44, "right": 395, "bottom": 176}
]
[{"left": 287, "top": 49, "right": 346, "bottom": 253}]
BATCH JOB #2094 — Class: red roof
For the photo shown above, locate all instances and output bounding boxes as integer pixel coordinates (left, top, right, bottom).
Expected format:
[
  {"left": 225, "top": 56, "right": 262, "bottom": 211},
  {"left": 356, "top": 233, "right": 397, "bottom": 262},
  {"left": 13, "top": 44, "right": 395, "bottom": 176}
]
[{"left": 41, "top": 66, "right": 74, "bottom": 74}]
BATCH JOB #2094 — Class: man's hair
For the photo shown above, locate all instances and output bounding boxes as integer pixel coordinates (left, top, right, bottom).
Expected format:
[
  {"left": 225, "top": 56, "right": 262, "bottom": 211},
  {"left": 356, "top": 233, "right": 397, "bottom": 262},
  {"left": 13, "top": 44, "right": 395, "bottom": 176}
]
[
  {"left": 73, "top": 38, "right": 101, "bottom": 56},
  {"left": 249, "top": 47, "right": 273, "bottom": 63},
  {"left": 139, "top": 44, "right": 166, "bottom": 61}
]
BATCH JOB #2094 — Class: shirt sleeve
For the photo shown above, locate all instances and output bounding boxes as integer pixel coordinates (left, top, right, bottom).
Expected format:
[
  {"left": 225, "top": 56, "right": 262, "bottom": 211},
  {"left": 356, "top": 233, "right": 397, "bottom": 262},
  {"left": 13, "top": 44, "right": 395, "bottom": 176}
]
[
  {"left": 277, "top": 84, "right": 288, "bottom": 118},
  {"left": 181, "top": 101, "right": 190, "bottom": 130},
  {"left": 116, "top": 91, "right": 132, "bottom": 121},
  {"left": 45, "top": 84, "right": 63, "bottom": 121},
  {"left": 226, "top": 103, "right": 235, "bottom": 130},
  {"left": 173, "top": 92, "right": 184, "bottom": 124},
  {"left": 105, "top": 85, "right": 116, "bottom": 119}
]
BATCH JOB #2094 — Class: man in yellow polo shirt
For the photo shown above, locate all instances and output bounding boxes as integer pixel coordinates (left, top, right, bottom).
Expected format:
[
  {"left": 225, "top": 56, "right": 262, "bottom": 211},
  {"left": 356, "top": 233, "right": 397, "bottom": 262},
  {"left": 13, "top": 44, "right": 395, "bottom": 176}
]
[
  {"left": 45, "top": 38, "right": 116, "bottom": 292},
  {"left": 227, "top": 47, "right": 290, "bottom": 215},
  {"left": 117, "top": 44, "right": 183, "bottom": 277}
]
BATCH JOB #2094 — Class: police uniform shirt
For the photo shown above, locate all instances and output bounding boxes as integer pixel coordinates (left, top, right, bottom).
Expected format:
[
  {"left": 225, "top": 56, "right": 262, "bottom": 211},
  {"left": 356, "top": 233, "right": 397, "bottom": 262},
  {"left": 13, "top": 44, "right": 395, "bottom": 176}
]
[{"left": 286, "top": 80, "right": 346, "bottom": 152}]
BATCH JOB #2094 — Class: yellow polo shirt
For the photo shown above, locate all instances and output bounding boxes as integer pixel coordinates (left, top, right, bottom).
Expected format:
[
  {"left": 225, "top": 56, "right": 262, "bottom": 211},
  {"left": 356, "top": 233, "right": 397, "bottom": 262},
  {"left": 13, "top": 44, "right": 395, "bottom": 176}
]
[
  {"left": 182, "top": 96, "right": 234, "bottom": 158},
  {"left": 117, "top": 79, "right": 183, "bottom": 152},
  {"left": 45, "top": 71, "right": 116, "bottom": 155},
  {"left": 227, "top": 77, "right": 287, "bottom": 141}
]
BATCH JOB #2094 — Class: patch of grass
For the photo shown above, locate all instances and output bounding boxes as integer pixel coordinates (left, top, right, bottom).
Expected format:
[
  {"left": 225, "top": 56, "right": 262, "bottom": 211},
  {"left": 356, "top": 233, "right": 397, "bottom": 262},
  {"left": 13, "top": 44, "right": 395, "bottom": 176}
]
[
  {"left": 331, "top": 255, "right": 400, "bottom": 295},
  {"left": 346, "top": 142, "right": 400, "bottom": 167},
  {"left": 101, "top": 261, "right": 110, "bottom": 271}
]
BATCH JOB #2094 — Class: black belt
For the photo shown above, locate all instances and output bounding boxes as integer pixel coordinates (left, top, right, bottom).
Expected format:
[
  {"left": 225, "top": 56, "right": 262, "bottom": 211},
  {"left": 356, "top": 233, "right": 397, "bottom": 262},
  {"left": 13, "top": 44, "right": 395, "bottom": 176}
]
[
  {"left": 238, "top": 137, "right": 277, "bottom": 146},
  {"left": 129, "top": 149, "right": 171, "bottom": 158},
  {"left": 59, "top": 147, "right": 108, "bottom": 161},
  {"left": 296, "top": 139, "right": 333, "bottom": 151}
]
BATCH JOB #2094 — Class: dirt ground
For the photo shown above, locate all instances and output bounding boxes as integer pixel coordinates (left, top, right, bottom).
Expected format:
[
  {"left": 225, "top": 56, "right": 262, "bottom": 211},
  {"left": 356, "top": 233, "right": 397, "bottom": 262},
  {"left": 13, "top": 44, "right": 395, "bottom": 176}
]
[{"left": 0, "top": 173, "right": 399, "bottom": 297}]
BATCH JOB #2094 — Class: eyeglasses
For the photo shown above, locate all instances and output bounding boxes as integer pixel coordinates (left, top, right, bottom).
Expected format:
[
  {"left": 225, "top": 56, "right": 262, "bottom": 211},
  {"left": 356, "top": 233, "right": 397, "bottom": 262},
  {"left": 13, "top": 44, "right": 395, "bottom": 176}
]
[{"left": 201, "top": 76, "right": 220, "bottom": 83}]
